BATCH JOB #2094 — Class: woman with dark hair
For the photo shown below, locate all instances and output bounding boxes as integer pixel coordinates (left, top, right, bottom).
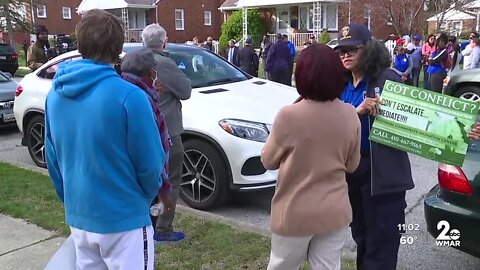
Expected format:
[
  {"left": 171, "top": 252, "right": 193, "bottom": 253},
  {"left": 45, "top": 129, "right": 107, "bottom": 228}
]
[
  {"left": 261, "top": 44, "right": 361, "bottom": 269},
  {"left": 427, "top": 33, "right": 449, "bottom": 92},
  {"left": 422, "top": 34, "right": 436, "bottom": 89},
  {"left": 335, "top": 23, "right": 414, "bottom": 270}
]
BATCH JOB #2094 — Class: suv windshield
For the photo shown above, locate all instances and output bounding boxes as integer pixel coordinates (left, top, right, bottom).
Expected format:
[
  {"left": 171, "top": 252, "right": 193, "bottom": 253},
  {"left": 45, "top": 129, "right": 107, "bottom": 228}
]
[
  {"left": 0, "top": 44, "right": 15, "bottom": 54},
  {"left": 167, "top": 47, "right": 249, "bottom": 88},
  {"left": 122, "top": 43, "right": 249, "bottom": 88}
]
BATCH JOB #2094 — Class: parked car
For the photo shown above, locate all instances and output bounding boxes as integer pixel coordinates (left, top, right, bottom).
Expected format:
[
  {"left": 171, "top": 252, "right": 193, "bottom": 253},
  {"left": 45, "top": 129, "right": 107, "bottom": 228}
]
[
  {"left": 326, "top": 38, "right": 338, "bottom": 49},
  {"left": 0, "top": 71, "right": 18, "bottom": 127},
  {"left": 0, "top": 43, "right": 19, "bottom": 76},
  {"left": 424, "top": 70, "right": 480, "bottom": 258},
  {"left": 14, "top": 43, "right": 298, "bottom": 210},
  {"left": 443, "top": 70, "right": 480, "bottom": 103}
]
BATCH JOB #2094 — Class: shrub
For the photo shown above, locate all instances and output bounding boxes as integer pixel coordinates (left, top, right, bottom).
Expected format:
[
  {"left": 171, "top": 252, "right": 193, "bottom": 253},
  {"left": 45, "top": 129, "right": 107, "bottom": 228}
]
[
  {"left": 219, "top": 9, "right": 267, "bottom": 50},
  {"left": 319, "top": 30, "right": 331, "bottom": 44}
]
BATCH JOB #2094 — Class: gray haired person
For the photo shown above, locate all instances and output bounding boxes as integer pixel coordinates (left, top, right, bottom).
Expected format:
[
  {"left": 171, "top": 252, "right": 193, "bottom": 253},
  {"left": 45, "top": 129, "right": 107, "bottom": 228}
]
[{"left": 142, "top": 23, "right": 192, "bottom": 242}]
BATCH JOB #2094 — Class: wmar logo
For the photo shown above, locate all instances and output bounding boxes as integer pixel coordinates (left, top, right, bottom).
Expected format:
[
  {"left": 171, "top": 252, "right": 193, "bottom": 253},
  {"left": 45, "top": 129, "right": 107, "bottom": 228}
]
[{"left": 436, "top": 220, "right": 460, "bottom": 247}]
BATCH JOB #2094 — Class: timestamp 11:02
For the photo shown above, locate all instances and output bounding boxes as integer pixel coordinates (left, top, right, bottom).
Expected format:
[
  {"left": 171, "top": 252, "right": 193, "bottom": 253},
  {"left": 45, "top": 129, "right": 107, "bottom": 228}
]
[{"left": 398, "top": 223, "right": 420, "bottom": 231}]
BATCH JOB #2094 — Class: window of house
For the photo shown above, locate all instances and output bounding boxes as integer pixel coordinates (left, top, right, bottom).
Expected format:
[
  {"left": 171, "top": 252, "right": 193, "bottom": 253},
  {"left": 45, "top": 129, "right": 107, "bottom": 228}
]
[
  {"left": 204, "top": 11, "right": 212, "bottom": 26},
  {"left": 452, "top": 21, "right": 461, "bottom": 33},
  {"left": 128, "top": 10, "right": 146, "bottom": 29},
  {"left": 62, "top": 7, "right": 72, "bottom": 20},
  {"left": 37, "top": 5, "right": 46, "bottom": 18},
  {"left": 175, "top": 9, "right": 185, "bottom": 30},
  {"left": 302, "top": 4, "right": 337, "bottom": 31},
  {"left": 440, "top": 22, "right": 448, "bottom": 31}
]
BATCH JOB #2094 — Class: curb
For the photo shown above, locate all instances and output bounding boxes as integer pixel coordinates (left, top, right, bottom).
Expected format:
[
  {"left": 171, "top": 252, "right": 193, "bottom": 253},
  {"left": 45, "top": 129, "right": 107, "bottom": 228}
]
[{"left": 4, "top": 161, "right": 271, "bottom": 237}]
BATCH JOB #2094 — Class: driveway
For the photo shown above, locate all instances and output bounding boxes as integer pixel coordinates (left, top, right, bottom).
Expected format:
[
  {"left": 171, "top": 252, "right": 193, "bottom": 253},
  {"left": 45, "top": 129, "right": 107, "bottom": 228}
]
[{"left": 0, "top": 127, "right": 479, "bottom": 269}]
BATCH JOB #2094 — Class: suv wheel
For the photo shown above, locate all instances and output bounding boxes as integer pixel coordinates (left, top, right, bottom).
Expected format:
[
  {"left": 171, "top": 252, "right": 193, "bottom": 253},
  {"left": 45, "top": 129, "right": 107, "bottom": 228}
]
[
  {"left": 454, "top": 86, "right": 480, "bottom": 103},
  {"left": 180, "top": 139, "right": 229, "bottom": 210},
  {"left": 26, "top": 115, "right": 46, "bottom": 168}
]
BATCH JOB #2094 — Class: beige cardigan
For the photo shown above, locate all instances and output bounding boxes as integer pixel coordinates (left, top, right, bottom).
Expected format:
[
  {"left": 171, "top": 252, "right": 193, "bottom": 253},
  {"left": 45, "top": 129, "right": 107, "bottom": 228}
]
[{"left": 261, "top": 98, "right": 361, "bottom": 236}]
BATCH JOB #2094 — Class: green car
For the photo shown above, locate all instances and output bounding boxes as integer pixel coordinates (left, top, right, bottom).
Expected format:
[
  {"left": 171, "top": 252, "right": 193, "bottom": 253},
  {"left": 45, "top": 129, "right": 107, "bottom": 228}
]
[{"left": 424, "top": 70, "right": 480, "bottom": 258}]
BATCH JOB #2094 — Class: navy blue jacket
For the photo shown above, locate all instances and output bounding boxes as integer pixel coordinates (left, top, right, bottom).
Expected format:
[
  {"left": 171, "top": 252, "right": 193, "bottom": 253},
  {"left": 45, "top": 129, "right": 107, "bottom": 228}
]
[
  {"left": 364, "top": 69, "right": 415, "bottom": 195},
  {"left": 265, "top": 41, "right": 291, "bottom": 75}
]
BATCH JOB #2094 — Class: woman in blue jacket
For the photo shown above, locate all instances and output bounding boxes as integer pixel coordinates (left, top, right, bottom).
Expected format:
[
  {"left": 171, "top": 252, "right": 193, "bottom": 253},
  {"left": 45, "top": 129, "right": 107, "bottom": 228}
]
[
  {"left": 335, "top": 23, "right": 414, "bottom": 270},
  {"left": 427, "top": 33, "right": 449, "bottom": 92}
]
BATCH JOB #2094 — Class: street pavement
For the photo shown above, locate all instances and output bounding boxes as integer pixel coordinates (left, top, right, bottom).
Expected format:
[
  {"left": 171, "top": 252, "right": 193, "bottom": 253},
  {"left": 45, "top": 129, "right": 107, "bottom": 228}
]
[{"left": 1, "top": 126, "right": 479, "bottom": 269}]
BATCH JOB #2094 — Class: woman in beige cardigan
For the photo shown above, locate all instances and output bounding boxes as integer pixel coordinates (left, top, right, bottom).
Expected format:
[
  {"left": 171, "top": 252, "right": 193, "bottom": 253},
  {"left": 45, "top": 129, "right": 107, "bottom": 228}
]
[{"left": 261, "top": 44, "right": 361, "bottom": 270}]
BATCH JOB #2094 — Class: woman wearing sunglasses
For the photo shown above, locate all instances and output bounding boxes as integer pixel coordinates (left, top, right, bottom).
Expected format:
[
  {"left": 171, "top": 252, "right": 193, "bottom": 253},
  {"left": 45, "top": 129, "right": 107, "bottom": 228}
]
[{"left": 334, "top": 23, "right": 414, "bottom": 270}]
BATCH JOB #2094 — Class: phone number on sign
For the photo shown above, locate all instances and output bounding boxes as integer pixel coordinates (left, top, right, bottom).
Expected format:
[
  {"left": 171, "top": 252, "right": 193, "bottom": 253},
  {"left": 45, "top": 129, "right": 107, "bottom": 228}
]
[{"left": 373, "top": 130, "right": 423, "bottom": 150}]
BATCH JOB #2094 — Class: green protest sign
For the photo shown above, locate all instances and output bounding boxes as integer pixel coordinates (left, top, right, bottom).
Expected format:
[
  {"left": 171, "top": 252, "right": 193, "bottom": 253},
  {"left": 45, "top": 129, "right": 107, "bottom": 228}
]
[{"left": 369, "top": 80, "right": 480, "bottom": 166}]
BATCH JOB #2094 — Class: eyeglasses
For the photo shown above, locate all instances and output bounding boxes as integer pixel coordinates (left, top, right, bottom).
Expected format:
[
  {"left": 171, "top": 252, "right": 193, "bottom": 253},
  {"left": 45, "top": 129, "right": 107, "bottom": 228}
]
[{"left": 337, "top": 47, "right": 362, "bottom": 57}]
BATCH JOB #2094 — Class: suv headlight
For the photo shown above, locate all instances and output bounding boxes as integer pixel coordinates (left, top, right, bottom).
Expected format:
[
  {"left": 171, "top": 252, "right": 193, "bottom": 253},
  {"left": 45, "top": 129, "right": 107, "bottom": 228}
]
[{"left": 219, "top": 119, "right": 270, "bottom": 142}]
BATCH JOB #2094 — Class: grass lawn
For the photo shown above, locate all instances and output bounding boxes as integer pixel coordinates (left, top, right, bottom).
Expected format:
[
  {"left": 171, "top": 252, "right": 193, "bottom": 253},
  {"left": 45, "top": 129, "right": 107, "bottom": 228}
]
[{"left": 0, "top": 162, "right": 356, "bottom": 269}]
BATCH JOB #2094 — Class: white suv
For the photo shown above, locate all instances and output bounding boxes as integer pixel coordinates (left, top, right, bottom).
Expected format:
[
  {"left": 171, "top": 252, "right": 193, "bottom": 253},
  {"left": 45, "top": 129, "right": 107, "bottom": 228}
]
[{"left": 14, "top": 43, "right": 297, "bottom": 209}]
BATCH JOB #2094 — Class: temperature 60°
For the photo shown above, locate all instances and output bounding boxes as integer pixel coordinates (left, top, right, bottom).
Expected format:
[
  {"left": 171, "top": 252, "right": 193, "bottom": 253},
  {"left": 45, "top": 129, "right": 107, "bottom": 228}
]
[{"left": 400, "top": 235, "right": 417, "bottom": 245}]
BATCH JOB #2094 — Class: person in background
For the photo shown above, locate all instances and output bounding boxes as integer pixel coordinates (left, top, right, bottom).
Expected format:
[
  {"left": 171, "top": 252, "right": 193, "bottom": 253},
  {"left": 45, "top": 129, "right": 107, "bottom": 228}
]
[
  {"left": 335, "top": 23, "right": 414, "bottom": 270},
  {"left": 45, "top": 9, "right": 166, "bottom": 270},
  {"left": 469, "top": 37, "right": 480, "bottom": 69},
  {"left": 309, "top": 34, "right": 317, "bottom": 44},
  {"left": 192, "top": 36, "right": 199, "bottom": 46},
  {"left": 142, "top": 23, "right": 192, "bottom": 243},
  {"left": 422, "top": 34, "right": 436, "bottom": 89},
  {"left": 266, "top": 33, "right": 291, "bottom": 85},
  {"left": 259, "top": 35, "right": 273, "bottom": 79},
  {"left": 225, "top": 39, "right": 240, "bottom": 67},
  {"left": 204, "top": 36, "right": 214, "bottom": 52},
  {"left": 120, "top": 49, "right": 175, "bottom": 228},
  {"left": 462, "top": 32, "right": 479, "bottom": 70},
  {"left": 427, "top": 33, "right": 448, "bottom": 93},
  {"left": 408, "top": 35, "right": 423, "bottom": 87},
  {"left": 262, "top": 44, "right": 361, "bottom": 270},
  {"left": 237, "top": 37, "right": 259, "bottom": 77},
  {"left": 27, "top": 25, "right": 50, "bottom": 71},
  {"left": 283, "top": 34, "right": 296, "bottom": 86},
  {"left": 447, "top": 35, "right": 461, "bottom": 72},
  {"left": 392, "top": 44, "right": 413, "bottom": 85}
]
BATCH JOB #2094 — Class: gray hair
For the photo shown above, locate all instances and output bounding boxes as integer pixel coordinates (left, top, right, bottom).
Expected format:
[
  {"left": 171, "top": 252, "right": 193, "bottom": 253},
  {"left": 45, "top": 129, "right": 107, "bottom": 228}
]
[{"left": 142, "top": 24, "right": 167, "bottom": 49}]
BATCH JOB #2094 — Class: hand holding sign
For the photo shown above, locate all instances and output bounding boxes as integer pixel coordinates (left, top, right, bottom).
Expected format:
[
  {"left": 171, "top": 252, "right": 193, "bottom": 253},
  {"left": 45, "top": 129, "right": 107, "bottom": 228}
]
[{"left": 469, "top": 122, "right": 480, "bottom": 140}]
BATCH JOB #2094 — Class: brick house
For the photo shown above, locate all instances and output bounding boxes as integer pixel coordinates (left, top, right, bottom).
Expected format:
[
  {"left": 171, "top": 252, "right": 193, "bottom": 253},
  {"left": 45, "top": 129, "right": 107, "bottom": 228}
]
[
  {"left": 219, "top": 0, "right": 425, "bottom": 47},
  {"left": 78, "top": 0, "right": 226, "bottom": 43},
  {"left": 426, "top": 0, "right": 480, "bottom": 36},
  {"left": 31, "top": 0, "right": 83, "bottom": 36}
]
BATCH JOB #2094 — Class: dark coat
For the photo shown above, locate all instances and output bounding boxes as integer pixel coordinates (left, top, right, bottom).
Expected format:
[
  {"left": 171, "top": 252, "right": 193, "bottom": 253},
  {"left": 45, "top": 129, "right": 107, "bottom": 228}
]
[
  {"left": 265, "top": 40, "right": 291, "bottom": 75},
  {"left": 237, "top": 46, "right": 259, "bottom": 77},
  {"left": 224, "top": 46, "right": 240, "bottom": 66},
  {"left": 367, "top": 68, "right": 415, "bottom": 195}
]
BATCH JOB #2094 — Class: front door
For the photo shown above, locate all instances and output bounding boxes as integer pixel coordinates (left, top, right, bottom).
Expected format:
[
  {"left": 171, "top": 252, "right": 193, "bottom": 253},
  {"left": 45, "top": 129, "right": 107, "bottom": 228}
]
[{"left": 277, "top": 8, "right": 290, "bottom": 33}]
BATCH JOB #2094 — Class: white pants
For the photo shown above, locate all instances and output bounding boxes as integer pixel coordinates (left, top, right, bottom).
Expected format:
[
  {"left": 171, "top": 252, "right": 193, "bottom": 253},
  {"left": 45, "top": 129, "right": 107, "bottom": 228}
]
[
  {"left": 70, "top": 226, "right": 154, "bottom": 270},
  {"left": 267, "top": 227, "right": 348, "bottom": 270}
]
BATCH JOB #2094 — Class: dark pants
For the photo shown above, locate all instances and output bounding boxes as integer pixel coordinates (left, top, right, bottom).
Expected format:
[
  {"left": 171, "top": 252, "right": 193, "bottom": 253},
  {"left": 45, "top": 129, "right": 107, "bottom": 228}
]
[
  {"left": 423, "top": 66, "right": 429, "bottom": 89},
  {"left": 347, "top": 156, "right": 406, "bottom": 270},
  {"left": 287, "top": 60, "right": 294, "bottom": 86},
  {"left": 411, "top": 67, "right": 421, "bottom": 87},
  {"left": 155, "top": 136, "right": 184, "bottom": 233},
  {"left": 270, "top": 69, "right": 290, "bottom": 86},
  {"left": 429, "top": 70, "right": 447, "bottom": 93}
]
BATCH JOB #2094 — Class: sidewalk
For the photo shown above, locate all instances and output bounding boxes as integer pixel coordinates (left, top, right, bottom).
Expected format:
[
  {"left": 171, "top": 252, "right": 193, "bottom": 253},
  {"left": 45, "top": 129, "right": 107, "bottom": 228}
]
[{"left": 0, "top": 214, "right": 65, "bottom": 270}]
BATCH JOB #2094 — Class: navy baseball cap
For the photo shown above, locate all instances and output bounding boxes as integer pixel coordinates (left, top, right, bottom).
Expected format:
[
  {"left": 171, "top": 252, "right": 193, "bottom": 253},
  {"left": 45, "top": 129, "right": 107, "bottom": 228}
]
[
  {"left": 335, "top": 23, "right": 372, "bottom": 49},
  {"left": 413, "top": 35, "right": 422, "bottom": 41}
]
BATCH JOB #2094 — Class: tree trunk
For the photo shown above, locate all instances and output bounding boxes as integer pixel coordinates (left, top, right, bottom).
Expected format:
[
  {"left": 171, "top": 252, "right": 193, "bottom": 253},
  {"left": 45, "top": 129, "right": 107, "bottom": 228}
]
[{"left": 4, "top": 3, "right": 16, "bottom": 46}]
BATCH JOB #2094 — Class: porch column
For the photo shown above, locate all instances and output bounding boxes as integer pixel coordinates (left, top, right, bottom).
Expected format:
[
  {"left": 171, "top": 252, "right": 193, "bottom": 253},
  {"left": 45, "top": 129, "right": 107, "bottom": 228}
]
[
  {"left": 312, "top": 1, "right": 321, "bottom": 40},
  {"left": 243, "top": 7, "right": 248, "bottom": 45},
  {"left": 122, "top": 8, "right": 130, "bottom": 42}
]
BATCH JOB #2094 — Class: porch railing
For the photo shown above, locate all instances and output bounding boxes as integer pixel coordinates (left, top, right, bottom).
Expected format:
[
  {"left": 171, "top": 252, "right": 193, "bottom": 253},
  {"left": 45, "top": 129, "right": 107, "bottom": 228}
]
[
  {"left": 268, "top": 33, "right": 312, "bottom": 49},
  {"left": 126, "top": 30, "right": 142, "bottom": 43}
]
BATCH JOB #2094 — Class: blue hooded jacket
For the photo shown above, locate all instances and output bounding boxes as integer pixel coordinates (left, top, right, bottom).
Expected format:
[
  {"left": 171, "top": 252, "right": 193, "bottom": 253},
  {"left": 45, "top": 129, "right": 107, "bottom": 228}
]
[{"left": 45, "top": 59, "right": 166, "bottom": 234}]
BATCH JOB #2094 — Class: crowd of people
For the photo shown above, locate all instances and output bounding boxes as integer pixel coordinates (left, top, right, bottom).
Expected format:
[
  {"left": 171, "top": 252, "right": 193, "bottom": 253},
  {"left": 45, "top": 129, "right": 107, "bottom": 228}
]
[
  {"left": 390, "top": 31, "right": 480, "bottom": 93},
  {"left": 26, "top": 8, "right": 480, "bottom": 270}
]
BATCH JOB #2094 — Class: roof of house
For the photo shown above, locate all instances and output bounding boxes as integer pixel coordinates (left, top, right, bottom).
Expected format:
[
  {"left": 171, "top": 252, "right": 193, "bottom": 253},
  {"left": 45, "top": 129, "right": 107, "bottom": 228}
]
[
  {"left": 77, "top": 0, "right": 156, "bottom": 13},
  {"left": 427, "top": 8, "right": 476, "bottom": 22},
  {"left": 219, "top": 0, "right": 240, "bottom": 10},
  {"left": 220, "top": 0, "right": 347, "bottom": 10},
  {"left": 464, "top": 0, "right": 480, "bottom": 9}
]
